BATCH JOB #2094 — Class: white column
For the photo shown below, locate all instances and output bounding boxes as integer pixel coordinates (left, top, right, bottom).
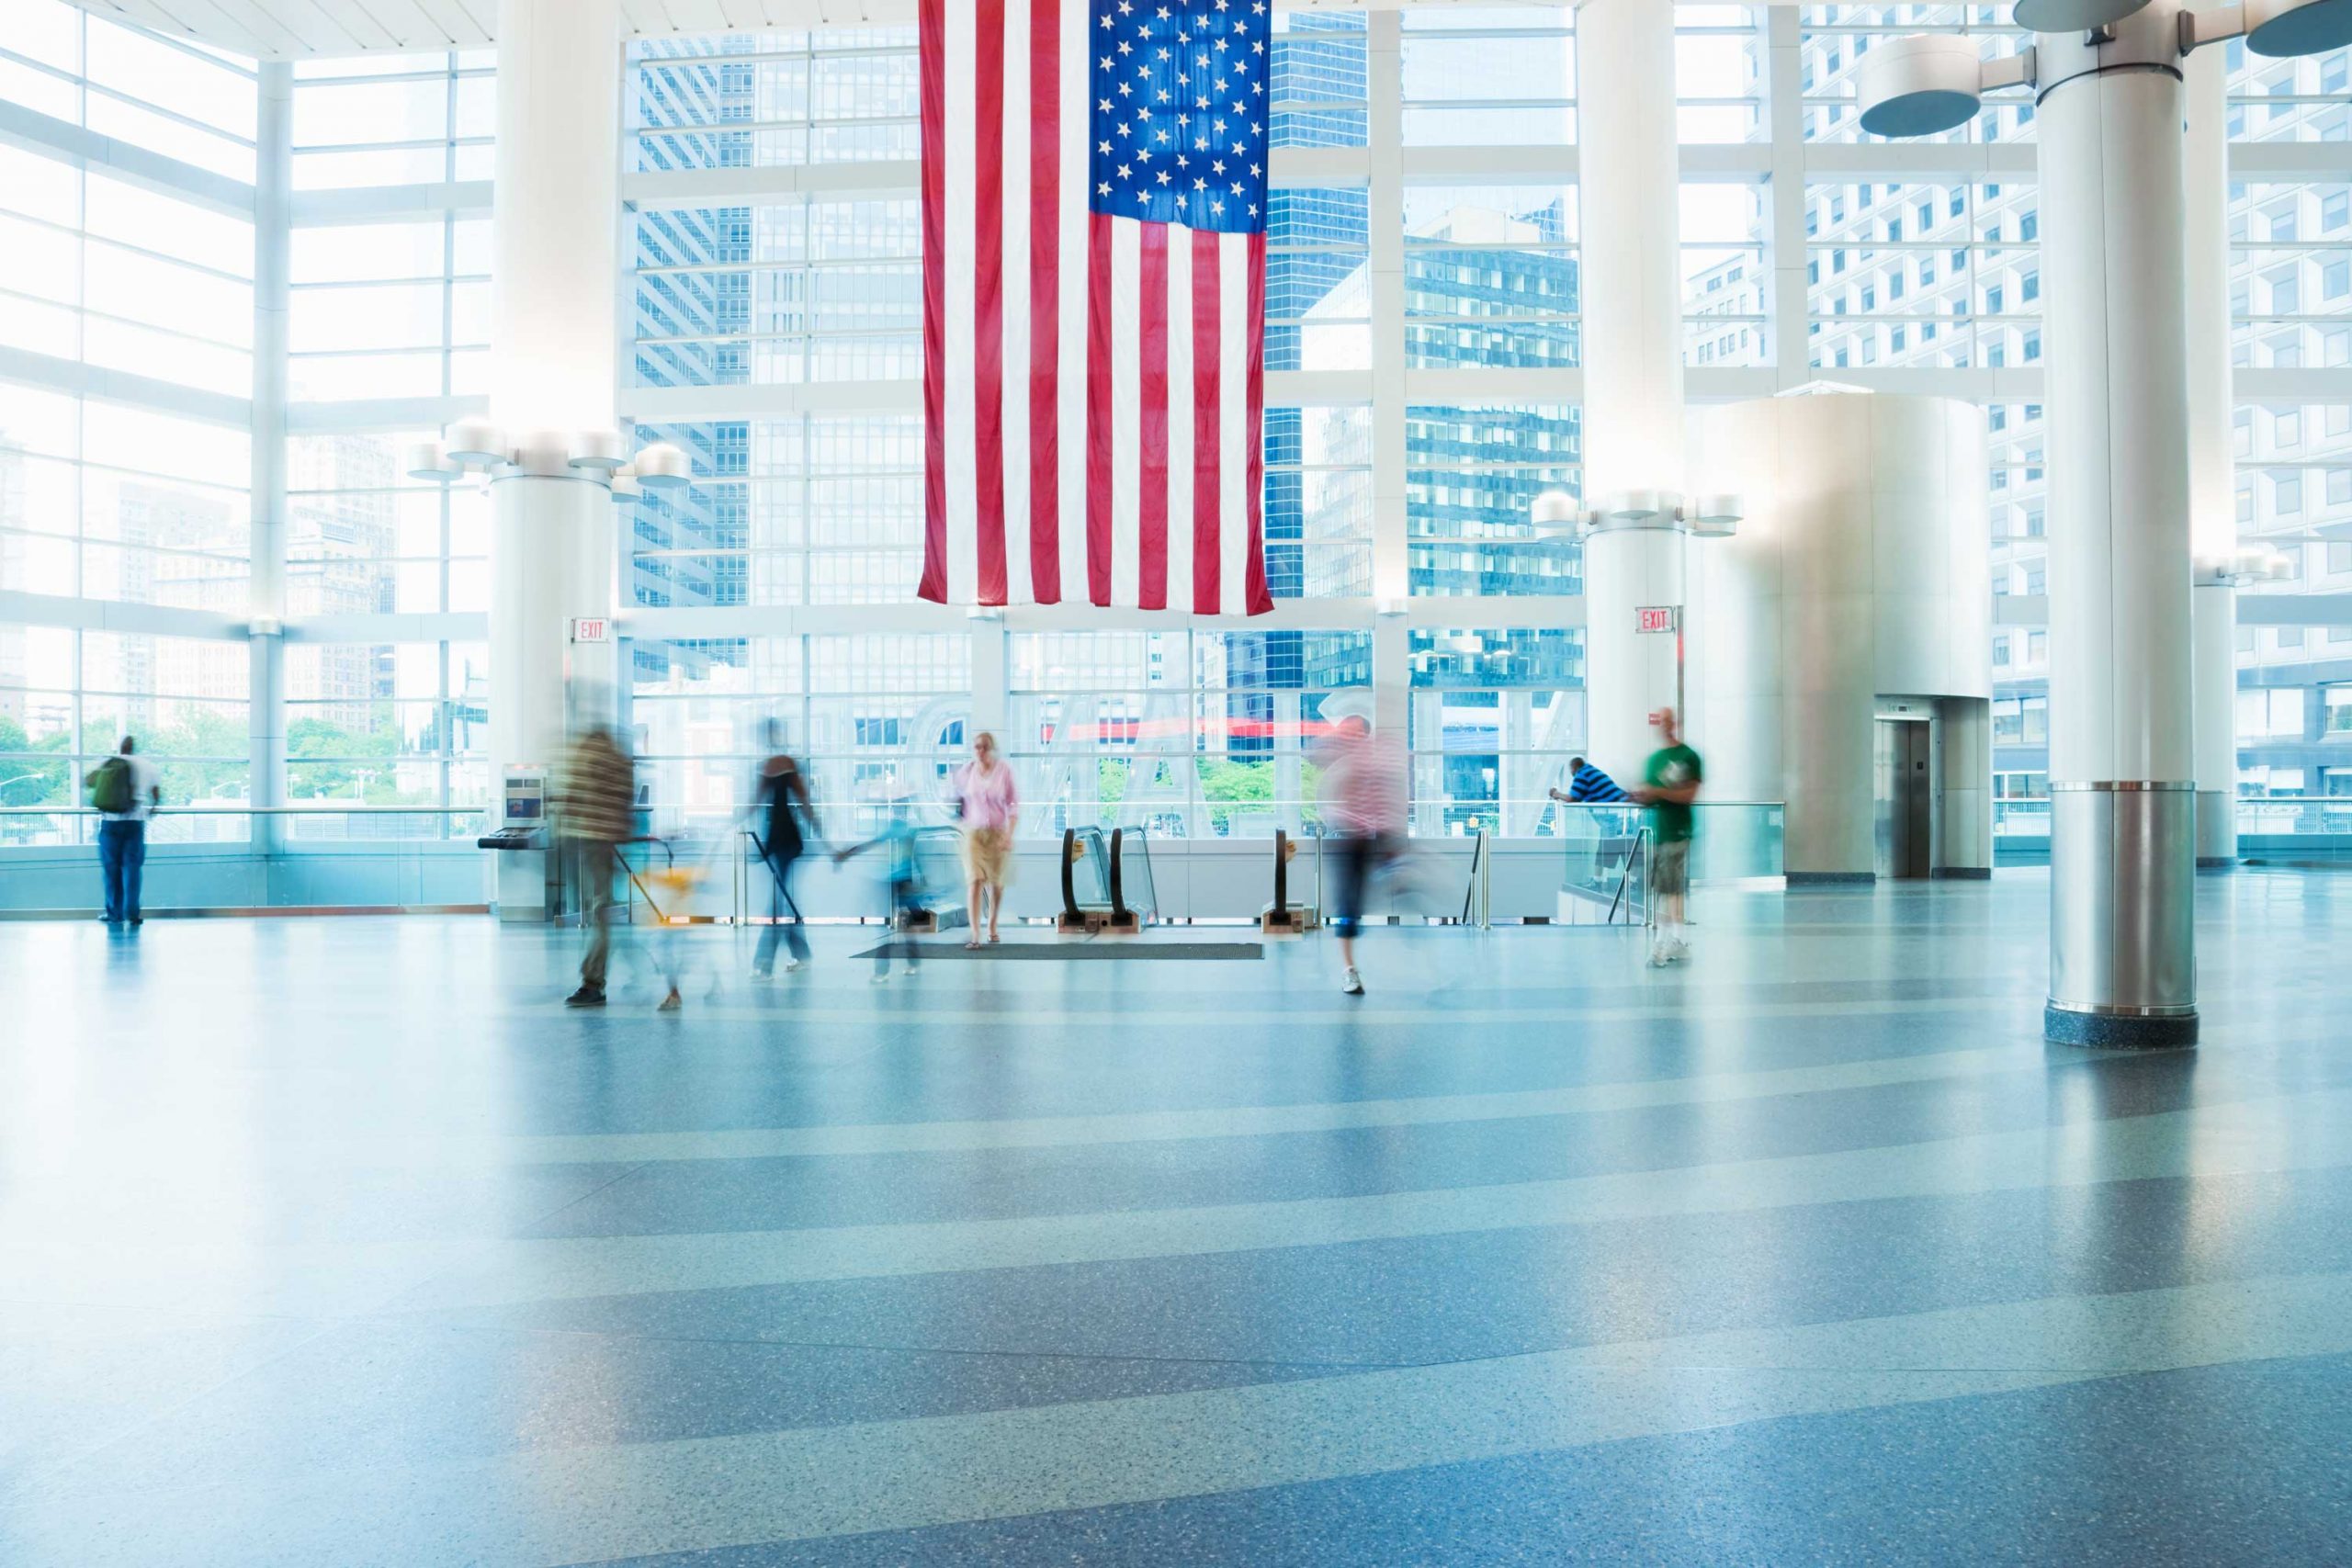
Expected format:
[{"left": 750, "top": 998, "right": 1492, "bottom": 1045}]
[
  {"left": 1366, "top": 12, "right": 1411, "bottom": 742},
  {"left": 1577, "top": 0, "right": 1688, "bottom": 784},
  {"left": 249, "top": 62, "right": 291, "bottom": 852},
  {"left": 487, "top": 0, "right": 622, "bottom": 819},
  {"left": 2036, "top": 6, "right": 2199, "bottom": 1046},
  {"left": 969, "top": 621, "right": 1007, "bottom": 740},
  {"left": 1764, "top": 6, "right": 1811, "bottom": 395},
  {"left": 2184, "top": 42, "right": 2238, "bottom": 867},
  {"left": 2191, "top": 580, "right": 2237, "bottom": 859}
]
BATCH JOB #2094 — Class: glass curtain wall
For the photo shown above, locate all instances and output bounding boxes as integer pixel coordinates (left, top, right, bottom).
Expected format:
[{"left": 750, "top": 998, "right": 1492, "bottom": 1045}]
[
  {"left": 0, "top": 2, "right": 258, "bottom": 838},
  {"left": 283, "top": 51, "right": 496, "bottom": 815},
  {"left": 1008, "top": 631, "right": 1372, "bottom": 840},
  {"left": 2226, "top": 39, "right": 2352, "bottom": 818}
]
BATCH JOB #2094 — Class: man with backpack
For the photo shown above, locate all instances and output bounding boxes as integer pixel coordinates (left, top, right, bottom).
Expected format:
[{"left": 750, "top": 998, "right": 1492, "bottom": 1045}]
[{"left": 86, "top": 737, "right": 161, "bottom": 927}]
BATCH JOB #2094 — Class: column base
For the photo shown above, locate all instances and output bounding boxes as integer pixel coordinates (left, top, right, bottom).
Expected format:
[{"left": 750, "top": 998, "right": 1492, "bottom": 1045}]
[
  {"left": 2043, "top": 1003, "right": 2199, "bottom": 1049},
  {"left": 2193, "top": 788, "right": 2236, "bottom": 870},
  {"left": 1784, "top": 871, "right": 1875, "bottom": 886}
]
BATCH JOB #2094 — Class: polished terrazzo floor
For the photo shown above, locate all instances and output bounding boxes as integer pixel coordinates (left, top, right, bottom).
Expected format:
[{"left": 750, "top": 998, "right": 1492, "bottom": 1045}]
[{"left": 2, "top": 871, "right": 2348, "bottom": 1565}]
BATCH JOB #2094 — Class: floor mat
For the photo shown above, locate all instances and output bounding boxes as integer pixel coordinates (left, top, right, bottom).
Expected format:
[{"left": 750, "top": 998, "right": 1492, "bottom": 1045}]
[{"left": 853, "top": 940, "right": 1265, "bottom": 961}]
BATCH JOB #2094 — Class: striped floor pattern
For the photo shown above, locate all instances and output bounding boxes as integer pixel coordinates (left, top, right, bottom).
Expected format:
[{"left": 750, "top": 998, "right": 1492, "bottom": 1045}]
[{"left": 2, "top": 872, "right": 2347, "bottom": 1565}]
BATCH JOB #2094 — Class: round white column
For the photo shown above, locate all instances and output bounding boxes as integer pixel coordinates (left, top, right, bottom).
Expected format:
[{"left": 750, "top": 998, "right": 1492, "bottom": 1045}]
[
  {"left": 2184, "top": 41, "right": 2239, "bottom": 867},
  {"left": 2192, "top": 579, "right": 2238, "bottom": 862},
  {"left": 2036, "top": 5, "right": 2199, "bottom": 1046},
  {"left": 488, "top": 0, "right": 622, "bottom": 806},
  {"left": 1582, "top": 527, "right": 1684, "bottom": 783},
  {"left": 1575, "top": 0, "right": 1688, "bottom": 782},
  {"left": 1691, "top": 395, "right": 1991, "bottom": 880}
]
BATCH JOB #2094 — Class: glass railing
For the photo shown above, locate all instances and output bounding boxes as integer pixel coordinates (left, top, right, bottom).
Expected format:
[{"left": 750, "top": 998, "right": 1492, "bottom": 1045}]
[
  {"left": 1997, "top": 795, "right": 2352, "bottom": 858},
  {"left": 1993, "top": 799, "right": 2051, "bottom": 841},
  {"left": 0, "top": 804, "right": 488, "bottom": 847},
  {"left": 0, "top": 806, "right": 492, "bottom": 913},
  {"left": 1557, "top": 800, "right": 1785, "bottom": 919},
  {"left": 2235, "top": 795, "right": 2352, "bottom": 838}
]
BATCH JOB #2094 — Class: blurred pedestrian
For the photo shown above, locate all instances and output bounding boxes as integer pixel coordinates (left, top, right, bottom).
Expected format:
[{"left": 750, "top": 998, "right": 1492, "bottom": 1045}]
[
  {"left": 1314, "top": 711, "right": 1405, "bottom": 996},
  {"left": 835, "top": 801, "right": 925, "bottom": 982},
  {"left": 749, "top": 719, "right": 819, "bottom": 977},
  {"left": 1547, "top": 754, "right": 1629, "bottom": 807},
  {"left": 557, "top": 722, "right": 637, "bottom": 1008},
  {"left": 1630, "top": 706, "right": 1703, "bottom": 966},
  {"left": 86, "top": 736, "right": 161, "bottom": 927},
  {"left": 952, "top": 731, "right": 1018, "bottom": 948}
]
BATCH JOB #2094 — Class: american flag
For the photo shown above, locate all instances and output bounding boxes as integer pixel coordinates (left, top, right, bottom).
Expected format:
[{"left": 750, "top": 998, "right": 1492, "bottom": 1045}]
[{"left": 918, "top": 0, "right": 1274, "bottom": 615}]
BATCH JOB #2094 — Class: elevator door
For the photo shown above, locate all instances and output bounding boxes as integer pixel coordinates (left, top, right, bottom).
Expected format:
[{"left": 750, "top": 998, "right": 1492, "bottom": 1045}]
[{"left": 1873, "top": 719, "right": 1933, "bottom": 880}]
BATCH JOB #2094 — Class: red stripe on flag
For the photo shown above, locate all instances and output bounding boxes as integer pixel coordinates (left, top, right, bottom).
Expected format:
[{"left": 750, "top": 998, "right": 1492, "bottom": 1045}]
[
  {"left": 917, "top": 0, "right": 947, "bottom": 604},
  {"left": 1028, "top": 0, "right": 1061, "bottom": 604},
  {"left": 1086, "top": 210, "right": 1114, "bottom": 606},
  {"left": 1191, "top": 227, "right": 1222, "bottom": 616},
  {"left": 970, "top": 0, "right": 1007, "bottom": 605},
  {"left": 1244, "top": 227, "right": 1272, "bottom": 615},
  {"left": 1136, "top": 223, "right": 1170, "bottom": 611}
]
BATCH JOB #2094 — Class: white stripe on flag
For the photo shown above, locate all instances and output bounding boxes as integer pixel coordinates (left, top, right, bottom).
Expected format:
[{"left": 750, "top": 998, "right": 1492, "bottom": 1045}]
[
  {"left": 1056, "top": 0, "right": 1089, "bottom": 604},
  {"left": 1000, "top": 0, "right": 1033, "bottom": 605},
  {"left": 1218, "top": 230, "right": 1250, "bottom": 616},
  {"left": 942, "top": 0, "right": 978, "bottom": 604},
  {"left": 1165, "top": 231, "right": 1195, "bottom": 615},
  {"left": 1110, "top": 218, "right": 1140, "bottom": 609}
]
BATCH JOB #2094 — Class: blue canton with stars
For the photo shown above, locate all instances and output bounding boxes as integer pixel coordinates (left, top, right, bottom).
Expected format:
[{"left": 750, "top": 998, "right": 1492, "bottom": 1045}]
[{"left": 1089, "top": 0, "right": 1271, "bottom": 234}]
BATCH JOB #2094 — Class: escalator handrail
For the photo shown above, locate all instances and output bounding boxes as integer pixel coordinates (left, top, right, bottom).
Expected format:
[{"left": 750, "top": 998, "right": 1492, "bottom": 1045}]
[
  {"left": 1109, "top": 828, "right": 1129, "bottom": 922},
  {"left": 1060, "top": 827, "right": 1080, "bottom": 922},
  {"left": 1273, "top": 827, "right": 1289, "bottom": 915}
]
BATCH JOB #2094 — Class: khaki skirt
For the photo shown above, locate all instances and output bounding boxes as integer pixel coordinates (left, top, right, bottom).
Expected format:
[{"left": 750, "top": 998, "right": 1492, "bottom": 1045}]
[{"left": 962, "top": 825, "right": 1014, "bottom": 886}]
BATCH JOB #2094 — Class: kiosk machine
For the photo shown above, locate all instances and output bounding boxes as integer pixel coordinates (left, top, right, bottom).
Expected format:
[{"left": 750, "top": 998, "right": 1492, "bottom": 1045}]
[{"left": 481, "top": 763, "right": 555, "bottom": 920}]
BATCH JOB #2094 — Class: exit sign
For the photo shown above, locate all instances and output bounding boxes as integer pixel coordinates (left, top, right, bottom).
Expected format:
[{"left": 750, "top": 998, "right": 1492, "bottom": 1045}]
[
  {"left": 570, "top": 617, "right": 611, "bottom": 644},
  {"left": 1635, "top": 606, "right": 1678, "bottom": 634}
]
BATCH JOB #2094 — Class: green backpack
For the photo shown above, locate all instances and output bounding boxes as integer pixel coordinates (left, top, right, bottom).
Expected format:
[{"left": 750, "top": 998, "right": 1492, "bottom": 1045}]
[{"left": 87, "top": 756, "right": 134, "bottom": 814}]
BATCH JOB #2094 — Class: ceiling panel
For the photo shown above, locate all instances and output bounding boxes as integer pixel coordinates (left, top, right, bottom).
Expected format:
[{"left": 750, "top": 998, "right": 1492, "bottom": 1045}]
[{"left": 66, "top": 0, "right": 1527, "bottom": 61}]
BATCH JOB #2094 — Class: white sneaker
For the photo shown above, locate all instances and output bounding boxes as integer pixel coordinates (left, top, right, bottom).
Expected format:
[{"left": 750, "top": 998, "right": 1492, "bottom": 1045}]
[
  {"left": 1341, "top": 966, "right": 1364, "bottom": 996},
  {"left": 1649, "top": 944, "right": 1673, "bottom": 968},
  {"left": 1668, "top": 938, "right": 1690, "bottom": 963},
  {"left": 871, "top": 972, "right": 891, "bottom": 985},
  {"left": 782, "top": 958, "right": 805, "bottom": 972}
]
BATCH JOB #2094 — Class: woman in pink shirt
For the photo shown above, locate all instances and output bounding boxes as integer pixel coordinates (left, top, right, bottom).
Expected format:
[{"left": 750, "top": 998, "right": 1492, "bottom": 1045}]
[{"left": 953, "top": 731, "right": 1019, "bottom": 947}]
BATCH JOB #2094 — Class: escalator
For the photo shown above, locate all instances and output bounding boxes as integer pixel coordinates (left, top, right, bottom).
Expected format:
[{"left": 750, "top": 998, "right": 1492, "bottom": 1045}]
[
  {"left": 1057, "top": 827, "right": 1114, "bottom": 932},
  {"left": 1060, "top": 825, "right": 1158, "bottom": 933}
]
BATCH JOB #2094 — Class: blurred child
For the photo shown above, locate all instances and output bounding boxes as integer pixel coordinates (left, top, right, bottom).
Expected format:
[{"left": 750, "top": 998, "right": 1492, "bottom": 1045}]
[{"left": 833, "top": 801, "right": 925, "bottom": 983}]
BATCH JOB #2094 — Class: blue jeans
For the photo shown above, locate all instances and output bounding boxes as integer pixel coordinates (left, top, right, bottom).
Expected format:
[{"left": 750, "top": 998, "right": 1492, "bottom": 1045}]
[
  {"left": 98, "top": 820, "right": 146, "bottom": 923},
  {"left": 1327, "top": 832, "right": 1383, "bottom": 939},
  {"left": 754, "top": 845, "right": 811, "bottom": 970}
]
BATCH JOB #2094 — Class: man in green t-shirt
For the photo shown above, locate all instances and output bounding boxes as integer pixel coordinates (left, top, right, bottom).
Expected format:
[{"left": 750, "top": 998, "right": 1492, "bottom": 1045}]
[{"left": 1631, "top": 706, "right": 1702, "bottom": 966}]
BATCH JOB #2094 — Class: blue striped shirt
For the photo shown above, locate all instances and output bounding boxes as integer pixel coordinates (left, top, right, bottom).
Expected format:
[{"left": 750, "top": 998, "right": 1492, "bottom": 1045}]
[{"left": 1565, "top": 761, "right": 1628, "bottom": 804}]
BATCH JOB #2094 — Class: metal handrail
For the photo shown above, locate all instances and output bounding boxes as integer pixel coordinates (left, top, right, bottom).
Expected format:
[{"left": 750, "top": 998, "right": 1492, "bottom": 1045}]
[
  {"left": 1460, "top": 829, "right": 1489, "bottom": 927},
  {"left": 613, "top": 835, "right": 675, "bottom": 922},
  {"left": 1313, "top": 825, "right": 1325, "bottom": 927},
  {"left": 0, "top": 804, "right": 485, "bottom": 815},
  {"left": 1607, "top": 826, "right": 1651, "bottom": 928}
]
